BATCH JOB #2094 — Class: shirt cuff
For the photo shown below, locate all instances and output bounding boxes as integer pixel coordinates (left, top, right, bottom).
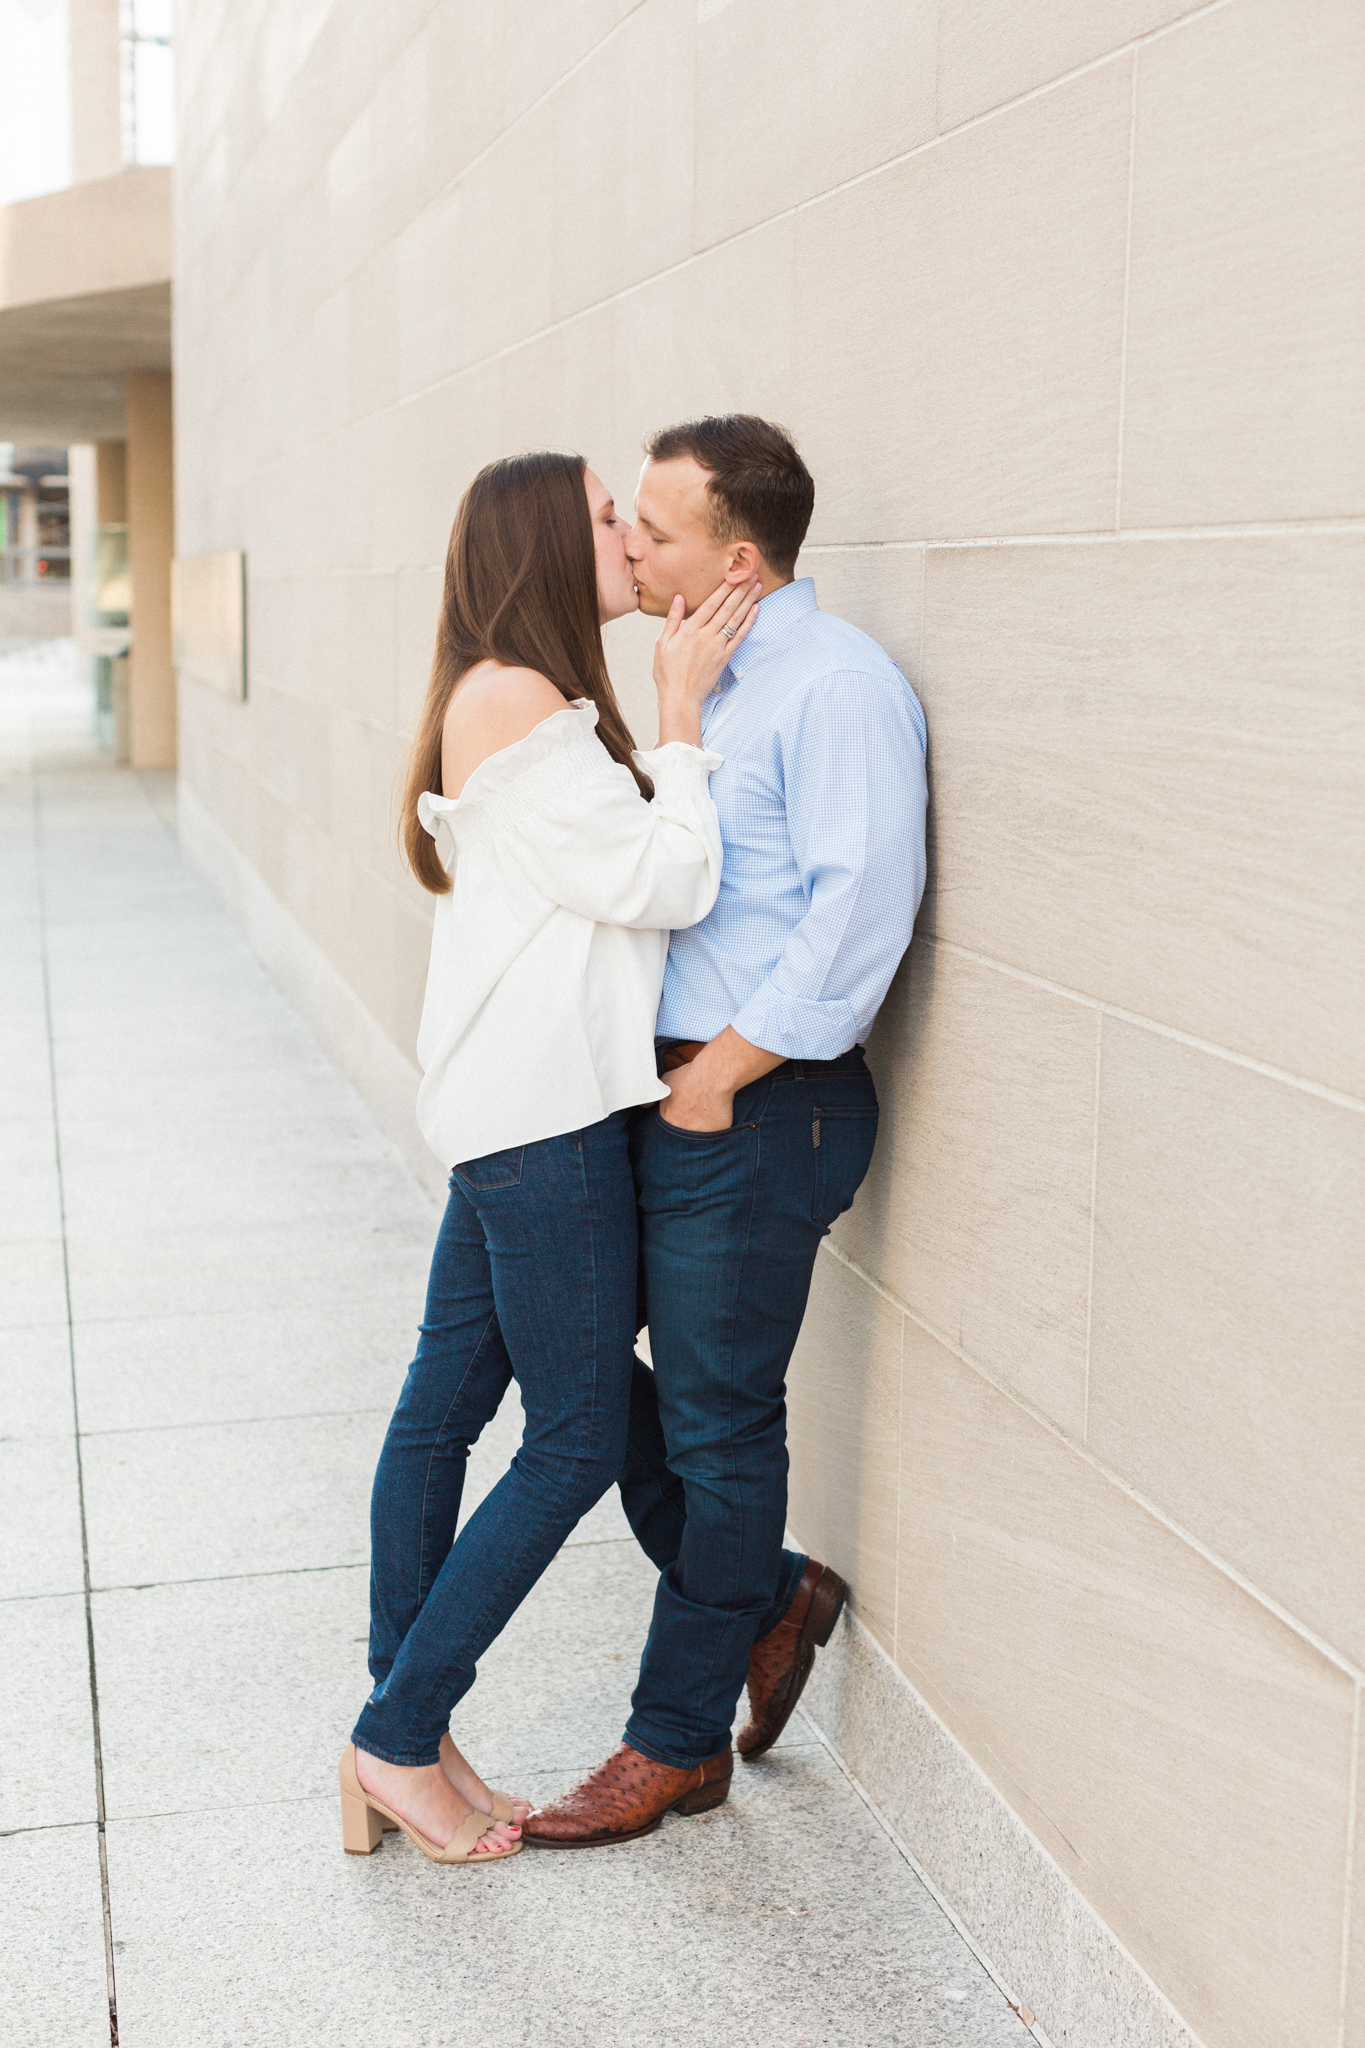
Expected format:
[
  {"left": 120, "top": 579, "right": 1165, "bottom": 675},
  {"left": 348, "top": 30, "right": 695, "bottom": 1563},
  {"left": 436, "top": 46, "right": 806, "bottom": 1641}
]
[
  {"left": 633, "top": 741, "right": 724, "bottom": 781},
  {"left": 730, "top": 988, "right": 861, "bottom": 1062}
]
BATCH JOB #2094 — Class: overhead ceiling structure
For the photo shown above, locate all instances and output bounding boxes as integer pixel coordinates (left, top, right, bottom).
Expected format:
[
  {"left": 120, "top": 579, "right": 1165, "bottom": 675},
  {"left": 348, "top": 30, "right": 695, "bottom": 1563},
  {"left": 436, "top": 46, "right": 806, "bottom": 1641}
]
[{"left": 0, "top": 165, "right": 171, "bottom": 443}]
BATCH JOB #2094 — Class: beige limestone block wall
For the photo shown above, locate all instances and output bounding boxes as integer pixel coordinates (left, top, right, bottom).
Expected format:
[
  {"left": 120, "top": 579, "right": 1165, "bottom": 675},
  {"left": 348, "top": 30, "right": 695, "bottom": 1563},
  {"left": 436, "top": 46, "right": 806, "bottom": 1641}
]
[
  {"left": 126, "top": 370, "right": 176, "bottom": 768},
  {"left": 171, "top": 4, "right": 1365, "bottom": 2045}
]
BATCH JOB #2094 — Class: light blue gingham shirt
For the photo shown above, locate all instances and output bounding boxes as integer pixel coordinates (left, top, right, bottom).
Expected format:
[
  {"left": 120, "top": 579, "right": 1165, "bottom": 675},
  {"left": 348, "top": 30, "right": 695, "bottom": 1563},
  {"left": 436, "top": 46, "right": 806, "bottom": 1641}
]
[{"left": 656, "top": 576, "right": 928, "bottom": 1059}]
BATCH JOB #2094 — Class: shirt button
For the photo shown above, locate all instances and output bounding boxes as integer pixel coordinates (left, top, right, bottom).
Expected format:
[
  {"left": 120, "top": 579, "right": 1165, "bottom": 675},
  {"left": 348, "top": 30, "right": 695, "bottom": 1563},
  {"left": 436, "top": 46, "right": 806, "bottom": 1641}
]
[{"left": 732, "top": 665, "right": 744, "bottom": 679}]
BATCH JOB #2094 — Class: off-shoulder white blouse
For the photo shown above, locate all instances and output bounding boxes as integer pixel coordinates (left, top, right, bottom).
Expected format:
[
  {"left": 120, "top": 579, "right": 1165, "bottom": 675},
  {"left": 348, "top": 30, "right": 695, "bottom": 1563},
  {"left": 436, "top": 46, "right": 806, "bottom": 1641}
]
[{"left": 414, "top": 701, "right": 723, "bottom": 1168}]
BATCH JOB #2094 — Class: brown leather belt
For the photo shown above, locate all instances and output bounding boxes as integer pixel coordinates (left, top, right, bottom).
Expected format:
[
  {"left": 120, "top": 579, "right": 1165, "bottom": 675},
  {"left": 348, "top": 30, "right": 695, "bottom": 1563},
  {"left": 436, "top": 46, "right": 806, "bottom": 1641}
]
[{"left": 659, "top": 1040, "right": 706, "bottom": 1073}]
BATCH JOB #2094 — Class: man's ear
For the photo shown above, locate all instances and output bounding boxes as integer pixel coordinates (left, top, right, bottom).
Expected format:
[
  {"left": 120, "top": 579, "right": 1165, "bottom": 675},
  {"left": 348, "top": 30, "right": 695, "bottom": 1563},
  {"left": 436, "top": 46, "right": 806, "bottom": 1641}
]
[{"left": 725, "top": 540, "right": 764, "bottom": 584}]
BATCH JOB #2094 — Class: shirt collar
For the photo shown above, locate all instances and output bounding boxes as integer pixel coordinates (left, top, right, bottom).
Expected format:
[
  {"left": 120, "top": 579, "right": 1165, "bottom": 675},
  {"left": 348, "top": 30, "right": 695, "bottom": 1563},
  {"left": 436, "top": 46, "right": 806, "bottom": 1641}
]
[{"left": 717, "top": 576, "right": 818, "bottom": 690}]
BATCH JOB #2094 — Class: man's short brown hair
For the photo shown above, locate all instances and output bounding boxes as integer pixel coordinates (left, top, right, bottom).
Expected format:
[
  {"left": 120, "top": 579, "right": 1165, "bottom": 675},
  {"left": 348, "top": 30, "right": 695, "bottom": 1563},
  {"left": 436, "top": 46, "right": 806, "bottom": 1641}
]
[{"left": 644, "top": 414, "right": 815, "bottom": 576}]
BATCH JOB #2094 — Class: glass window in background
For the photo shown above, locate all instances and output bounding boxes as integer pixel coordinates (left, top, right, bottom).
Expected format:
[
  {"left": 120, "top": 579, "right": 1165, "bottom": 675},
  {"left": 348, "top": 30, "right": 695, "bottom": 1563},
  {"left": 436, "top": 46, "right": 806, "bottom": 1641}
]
[
  {"left": 0, "top": 446, "right": 70, "bottom": 585},
  {"left": 121, "top": 0, "right": 173, "bottom": 167},
  {"left": 0, "top": 0, "right": 72, "bottom": 205}
]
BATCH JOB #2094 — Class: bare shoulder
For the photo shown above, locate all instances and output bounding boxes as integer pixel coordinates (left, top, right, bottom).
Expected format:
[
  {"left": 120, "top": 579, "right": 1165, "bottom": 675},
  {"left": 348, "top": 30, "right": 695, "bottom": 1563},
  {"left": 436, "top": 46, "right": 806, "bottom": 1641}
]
[
  {"left": 442, "top": 663, "right": 571, "bottom": 796},
  {"left": 446, "top": 661, "right": 566, "bottom": 730}
]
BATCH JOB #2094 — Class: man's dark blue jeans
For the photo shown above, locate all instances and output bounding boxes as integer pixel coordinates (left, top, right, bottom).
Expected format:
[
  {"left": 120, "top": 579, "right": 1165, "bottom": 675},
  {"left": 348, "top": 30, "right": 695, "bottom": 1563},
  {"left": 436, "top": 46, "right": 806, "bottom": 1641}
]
[
  {"left": 353, "top": 1110, "right": 636, "bottom": 1767},
  {"left": 618, "top": 1048, "right": 878, "bottom": 1767}
]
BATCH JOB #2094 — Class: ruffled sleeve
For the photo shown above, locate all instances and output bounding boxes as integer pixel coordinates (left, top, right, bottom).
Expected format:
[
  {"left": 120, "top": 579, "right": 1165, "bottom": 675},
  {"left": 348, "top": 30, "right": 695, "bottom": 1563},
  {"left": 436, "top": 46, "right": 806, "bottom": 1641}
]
[
  {"left": 417, "top": 704, "right": 724, "bottom": 932},
  {"left": 508, "top": 733, "right": 724, "bottom": 932},
  {"left": 417, "top": 790, "right": 459, "bottom": 874}
]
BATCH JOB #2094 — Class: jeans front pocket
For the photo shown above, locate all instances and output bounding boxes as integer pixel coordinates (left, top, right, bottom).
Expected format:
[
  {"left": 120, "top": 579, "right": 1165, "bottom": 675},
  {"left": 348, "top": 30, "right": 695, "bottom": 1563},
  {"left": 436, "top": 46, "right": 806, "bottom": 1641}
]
[
  {"left": 453, "top": 1144, "right": 525, "bottom": 1191},
  {"left": 653, "top": 1110, "right": 753, "bottom": 1141},
  {"left": 811, "top": 1105, "right": 879, "bottom": 1226}
]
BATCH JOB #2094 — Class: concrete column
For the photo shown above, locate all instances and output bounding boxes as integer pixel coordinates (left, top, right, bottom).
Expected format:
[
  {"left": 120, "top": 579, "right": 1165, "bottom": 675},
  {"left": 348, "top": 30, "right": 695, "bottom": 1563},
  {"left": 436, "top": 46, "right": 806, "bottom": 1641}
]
[
  {"left": 69, "top": 0, "right": 125, "bottom": 184},
  {"left": 95, "top": 440, "right": 127, "bottom": 523},
  {"left": 68, "top": 439, "right": 128, "bottom": 615},
  {"left": 125, "top": 371, "right": 175, "bottom": 769},
  {"left": 17, "top": 488, "right": 39, "bottom": 557},
  {"left": 68, "top": 444, "right": 95, "bottom": 638}
]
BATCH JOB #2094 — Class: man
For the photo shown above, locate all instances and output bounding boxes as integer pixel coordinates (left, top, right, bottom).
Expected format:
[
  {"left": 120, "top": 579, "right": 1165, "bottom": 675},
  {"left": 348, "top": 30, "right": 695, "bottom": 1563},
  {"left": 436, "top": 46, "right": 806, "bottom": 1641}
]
[{"left": 524, "top": 416, "right": 927, "bottom": 1847}]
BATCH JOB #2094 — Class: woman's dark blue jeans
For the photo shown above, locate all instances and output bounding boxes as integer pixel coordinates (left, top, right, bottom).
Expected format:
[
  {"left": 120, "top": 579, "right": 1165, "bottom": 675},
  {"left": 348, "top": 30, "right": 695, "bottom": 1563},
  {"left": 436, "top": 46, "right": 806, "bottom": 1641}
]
[{"left": 352, "top": 1110, "right": 637, "bottom": 1767}]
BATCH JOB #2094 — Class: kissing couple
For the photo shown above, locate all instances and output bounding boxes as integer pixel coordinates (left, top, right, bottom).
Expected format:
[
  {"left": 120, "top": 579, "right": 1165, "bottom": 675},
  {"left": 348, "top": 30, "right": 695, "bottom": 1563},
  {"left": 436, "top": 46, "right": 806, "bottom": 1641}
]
[{"left": 338, "top": 413, "right": 927, "bottom": 1863}]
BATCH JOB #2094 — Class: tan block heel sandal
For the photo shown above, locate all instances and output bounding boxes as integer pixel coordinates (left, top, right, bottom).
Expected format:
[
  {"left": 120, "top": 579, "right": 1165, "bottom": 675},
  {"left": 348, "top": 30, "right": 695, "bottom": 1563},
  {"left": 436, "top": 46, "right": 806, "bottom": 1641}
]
[
  {"left": 338, "top": 1744, "right": 522, "bottom": 1863},
  {"left": 379, "top": 1787, "right": 518, "bottom": 1833}
]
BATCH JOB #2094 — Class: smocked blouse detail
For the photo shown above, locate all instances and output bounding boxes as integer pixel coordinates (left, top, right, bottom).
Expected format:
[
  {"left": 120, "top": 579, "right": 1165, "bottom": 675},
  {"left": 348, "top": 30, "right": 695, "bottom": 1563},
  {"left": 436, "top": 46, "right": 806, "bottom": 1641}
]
[{"left": 413, "top": 702, "right": 722, "bottom": 1167}]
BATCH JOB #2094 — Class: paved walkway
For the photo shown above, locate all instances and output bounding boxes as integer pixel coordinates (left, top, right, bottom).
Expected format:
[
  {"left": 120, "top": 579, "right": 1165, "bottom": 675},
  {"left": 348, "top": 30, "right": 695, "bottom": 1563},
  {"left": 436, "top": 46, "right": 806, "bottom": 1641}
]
[{"left": 2, "top": 643, "right": 1027, "bottom": 2048}]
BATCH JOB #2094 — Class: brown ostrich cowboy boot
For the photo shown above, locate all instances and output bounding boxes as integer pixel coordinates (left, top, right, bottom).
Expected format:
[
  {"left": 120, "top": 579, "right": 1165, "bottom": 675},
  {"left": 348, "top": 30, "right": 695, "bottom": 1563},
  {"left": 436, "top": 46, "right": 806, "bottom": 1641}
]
[
  {"left": 522, "top": 1742, "right": 732, "bottom": 1848},
  {"left": 736, "top": 1558, "right": 849, "bottom": 1760}
]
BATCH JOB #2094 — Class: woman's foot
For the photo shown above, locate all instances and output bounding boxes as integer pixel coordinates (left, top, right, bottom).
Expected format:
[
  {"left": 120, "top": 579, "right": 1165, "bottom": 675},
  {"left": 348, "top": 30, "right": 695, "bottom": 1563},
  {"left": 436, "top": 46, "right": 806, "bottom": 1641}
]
[
  {"left": 439, "top": 1732, "right": 534, "bottom": 1826},
  {"left": 353, "top": 1748, "right": 520, "bottom": 1856}
]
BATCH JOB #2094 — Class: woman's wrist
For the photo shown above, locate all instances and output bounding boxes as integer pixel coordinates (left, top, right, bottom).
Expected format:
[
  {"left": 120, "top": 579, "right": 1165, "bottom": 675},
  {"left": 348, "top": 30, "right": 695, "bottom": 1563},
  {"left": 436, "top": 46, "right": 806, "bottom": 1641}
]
[
  {"left": 654, "top": 675, "right": 712, "bottom": 741},
  {"left": 655, "top": 705, "right": 704, "bottom": 749}
]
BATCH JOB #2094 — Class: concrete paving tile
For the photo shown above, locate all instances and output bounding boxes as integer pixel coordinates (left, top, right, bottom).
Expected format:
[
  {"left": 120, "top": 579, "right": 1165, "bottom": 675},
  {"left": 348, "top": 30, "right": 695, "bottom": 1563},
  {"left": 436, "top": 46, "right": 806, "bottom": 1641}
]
[
  {"left": 7, "top": 748, "right": 1043, "bottom": 2046},
  {"left": 59, "top": 1145, "right": 424, "bottom": 1238},
  {"left": 80, "top": 1410, "right": 387, "bottom": 1588},
  {"left": 551, "top": 1485, "right": 632, "bottom": 1549},
  {"left": 45, "top": 936, "right": 233, "bottom": 988},
  {"left": 51, "top": 1006, "right": 333, "bottom": 1081},
  {"left": 0, "top": 865, "right": 38, "bottom": 913},
  {"left": 0, "top": 1593, "right": 96, "bottom": 1831},
  {"left": 0, "top": 1017, "right": 50, "bottom": 1072},
  {"left": 0, "top": 1118, "right": 62, "bottom": 1240},
  {"left": 72, "top": 1314, "right": 627, "bottom": 1583},
  {"left": 46, "top": 969, "right": 281, "bottom": 1037},
  {"left": 1, "top": 1320, "right": 74, "bottom": 1438},
  {"left": 0, "top": 947, "right": 44, "bottom": 1007},
  {"left": 93, "top": 1566, "right": 376, "bottom": 1822},
  {"left": 0, "top": 1435, "right": 86, "bottom": 1598},
  {"left": 442, "top": 1536, "right": 814, "bottom": 1782},
  {"left": 44, "top": 934, "right": 264, "bottom": 995},
  {"left": 47, "top": 950, "right": 278, "bottom": 1011},
  {"left": 0, "top": 1044, "right": 52, "bottom": 1125},
  {"left": 0, "top": 965, "right": 40, "bottom": 1016},
  {"left": 455, "top": 1380, "right": 806, "bottom": 1617},
  {"left": 42, "top": 878, "right": 223, "bottom": 931},
  {"left": 92, "top": 1564, "right": 374, "bottom": 1826},
  {"left": 0, "top": 1073, "right": 52, "bottom": 1138},
  {"left": 94, "top": 1543, "right": 653, "bottom": 1822},
  {"left": 53, "top": 1059, "right": 386, "bottom": 1136},
  {"left": 72, "top": 1303, "right": 419, "bottom": 1434},
  {"left": 0, "top": 1824, "right": 111, "bottom": 2048},
  {"left": 64, "top": 1216, "right": 433, "bottom": 1322},
  {"left": 105, "top": 1753, "right": 1026, "bottom": 2048},
  {"left": 0, "top": 1238, "right": 69, "bottom": 1329},
  {"left": 93, "top": 1533, "right": 819, "bottom": 1828}
]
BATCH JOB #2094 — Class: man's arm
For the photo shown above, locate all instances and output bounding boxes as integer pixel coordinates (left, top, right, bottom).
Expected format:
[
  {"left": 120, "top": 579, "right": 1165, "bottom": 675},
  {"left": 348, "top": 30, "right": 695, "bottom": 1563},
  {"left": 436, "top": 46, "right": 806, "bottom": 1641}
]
[
  {"left": 661, "top": 668, "right": 927, "bottom": 1133},
  {"left": 659, "top": 1026, "right": 786, "bottom": 1130}
]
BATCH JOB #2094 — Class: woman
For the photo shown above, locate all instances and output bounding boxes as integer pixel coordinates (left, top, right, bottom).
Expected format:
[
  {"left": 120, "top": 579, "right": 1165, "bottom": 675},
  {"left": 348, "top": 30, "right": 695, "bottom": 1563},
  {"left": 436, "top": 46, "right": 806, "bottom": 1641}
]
[{"left": 338, "top": 451, "right": 758, "bottom": 1865}]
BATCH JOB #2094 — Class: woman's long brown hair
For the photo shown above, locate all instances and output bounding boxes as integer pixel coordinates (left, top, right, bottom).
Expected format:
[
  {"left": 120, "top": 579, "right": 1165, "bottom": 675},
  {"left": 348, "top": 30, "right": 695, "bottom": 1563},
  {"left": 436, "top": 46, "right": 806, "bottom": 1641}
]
[{"left": 400, "top": 450, "right": 649, "bottom": 895}]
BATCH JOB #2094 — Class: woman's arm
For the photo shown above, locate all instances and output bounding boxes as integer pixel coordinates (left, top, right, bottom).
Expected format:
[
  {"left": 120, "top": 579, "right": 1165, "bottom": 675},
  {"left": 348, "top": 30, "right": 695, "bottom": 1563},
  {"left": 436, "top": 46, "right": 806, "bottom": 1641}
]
[{"left": 505, "top": 737, "right": 725, "bottom": 934}]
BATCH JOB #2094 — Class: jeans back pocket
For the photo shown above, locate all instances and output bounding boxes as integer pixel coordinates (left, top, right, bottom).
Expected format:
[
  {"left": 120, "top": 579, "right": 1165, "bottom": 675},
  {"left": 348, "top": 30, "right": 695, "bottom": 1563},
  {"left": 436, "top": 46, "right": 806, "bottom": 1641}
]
[
  {"left": 811, "top": 1105, "right": 879, "bottom": 1226},
  {"left": 453, "top": 1144, "right": 524, "bottom": 1191}
]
